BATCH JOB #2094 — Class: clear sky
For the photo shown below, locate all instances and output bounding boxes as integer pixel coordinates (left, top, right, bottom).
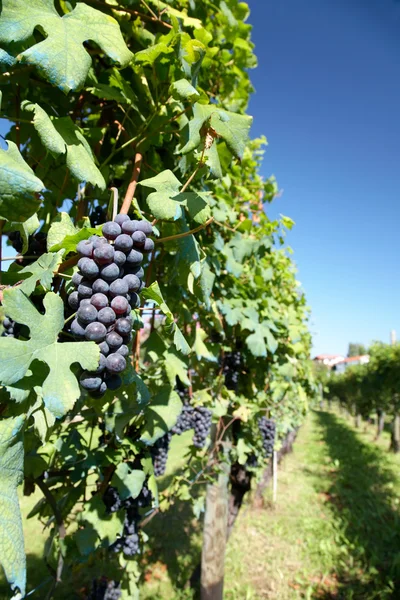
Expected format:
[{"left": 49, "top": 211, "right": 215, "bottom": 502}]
[{"left": 248, "top": 0, "right": 400, "bottom": 356}]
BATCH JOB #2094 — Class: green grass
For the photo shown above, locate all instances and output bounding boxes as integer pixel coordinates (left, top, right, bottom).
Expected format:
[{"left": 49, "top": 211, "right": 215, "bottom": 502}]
[{"left": 3, "top": 411, "right": 400, "bottom": 599}]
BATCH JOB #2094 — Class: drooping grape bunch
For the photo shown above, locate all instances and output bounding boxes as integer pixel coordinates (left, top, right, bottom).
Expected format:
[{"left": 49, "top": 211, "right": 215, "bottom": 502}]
[
  {"left": 1, "top": 316, "right": 17, "bottom": 338},
  {"left": 258, "top": 417, "right": 276, "bottom": 458},
  {"left": 87, "top": 577, "right": 121, "bottom": 600},
  {"left": 223, "top": 351, "right": 242, "bottom": 391},
  {"left": 172, "top": 401, "right": 193, "bottom": 435},
  {"left": 66, "top": 215, "right": 154, "bottom": 396},
  {"left": 151, "top": 432, "right": 172, "bottom": 476},
  {"left": 8, "top": 231, "right": 47, "bottom": 261},
  {"left": 172, "top": 389, "right": 212, "bottom": 449}
]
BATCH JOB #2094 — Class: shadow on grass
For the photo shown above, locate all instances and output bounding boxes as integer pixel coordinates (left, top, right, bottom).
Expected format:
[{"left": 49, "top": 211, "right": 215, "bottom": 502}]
[{"left": 315, "top": 410, "right": 400, "bottom": 599}]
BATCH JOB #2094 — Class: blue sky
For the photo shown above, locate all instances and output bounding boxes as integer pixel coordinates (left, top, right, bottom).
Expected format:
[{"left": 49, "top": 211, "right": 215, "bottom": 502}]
[{"left": 248, "top": 0, "right": 400, "bottom": 356}]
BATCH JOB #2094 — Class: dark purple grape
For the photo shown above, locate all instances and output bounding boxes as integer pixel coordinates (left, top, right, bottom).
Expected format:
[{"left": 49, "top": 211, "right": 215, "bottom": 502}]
[
  {"left": 123, "top": 274, "right": 140, "bottom": 292},
  {"left": 123, "top": 332, "right": 133, "bottom": 344},
  {"left": 78, "top": 280, "right": 93, "bottom": 298},
  {"left": 68, "top": 291, "right": 79, "bottom": 310},
  {"left": 111, "top": 296, "right": 129, "bottom": 315},
  {"left": 90, "top": 235, "right": 108, "bottom": 249},
  {"left": 80, "top": 298, "right": 91, "bottom": 306},
  {"left": 91, "top": 293, "right": 109, "bottom": 310},
  {"left": 139, "top": 281, "right": 146, "bottom": 292},
  {"left": 109, "top": 279, "right": 129, "bottom": 297},
  {"left": 106, "top": 374, "right": 122, "bottom": 390},
  {"left": 106, "top": 353, "right": 126, "bottom": 373},
  {"left": 131, "top": 231, "right": 146, "bottom": 247},
  {"left": 77, "top": 240, "right": 93, "bottom": 257},
  {"left": 114, "top": 214, "right": 130, "bottom": 226},
  {"left": 106, "top": 331, "right": 123, "bottom": 349},
  {"left": 80, "top": 371, "right": 102, "bottom": 391},
  {"left": 115, "top": 317, "right": 132, "bottom": 336},
  {"left": 131, "top": 266, "right": 144, "bottom": 279},
  {"left": 114, "top": 251, "right": 127, "bottom": 267},
  {"left": 85, "top": 322, "right": 107, "bottom": 342},
  {"left": 102, "top": 221, "right": 121, "bottom": 240},
  {"left": 100, "top": 263, "right": 120, "bottom": 282},
  {"left": 71, "top": 318, "right": 86, "bottom": 338},
  {"left": 94, "top": 244, "right": 115, "bottom": 265},
  {"left": 121, "top": 220, "right": 138, "bottom": 235},
  {"left": 143, "top": 238, "right": 155, "bottom": 253},
  {"left": 99, "top": 341, "right": 110, "bottom": 355},
  {"left": 90, "top": 380, "right": 108, "bottom": 398},
  {"left": 98, "top": 307, "right": 116, "bottom": 326},
  {"left": 72, "top": 272, "right": 83, "bottom": 287},
  {"left": 77, "top": 257, "right": 99, "bottom": 279},
  {"left": 94, "top": 353, "right": 107, "bottom": 374},
  {"left": 92, "top": 278, "right": 109, "bottom": 294},
  {"left": 116, "top": 344, "right": 129, "bottom": 357},
  {"left": 125, "top": 249, "right": 143, "bottom": 266},
  {"left": 136, "top": 220, "right": 153, "bottom": 235},
  {"left": 128, "top": 293, "right": 140, "bottom": 309},
  {"left": 77, "top": 304, "right": 98, "bottom": 324},
  {"left": 114, "top": 234, "right": 133, "bottom": 253}
]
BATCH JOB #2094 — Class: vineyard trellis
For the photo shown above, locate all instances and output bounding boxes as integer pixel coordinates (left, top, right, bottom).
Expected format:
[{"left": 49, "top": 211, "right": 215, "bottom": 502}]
[{"left": 0, "top": 1, "right": 315, "bottom": 598}]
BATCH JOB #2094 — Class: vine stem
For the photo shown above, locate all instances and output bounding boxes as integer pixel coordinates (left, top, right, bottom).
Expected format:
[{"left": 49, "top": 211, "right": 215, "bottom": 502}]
[
  {"left": 120, "top": 152, "right": 143, "bottom": 215},
  {"left": 64, "top": 312, "right": 76, "bottom": 325},
  {"left": 156, "top": 217, "right": 214, "bottom": 244},
  {"left": 0, "top": 255, "right": 37, "bottom": 261},
  {"left": 110, "top": 186, "right": 119, "bottom": 220}
]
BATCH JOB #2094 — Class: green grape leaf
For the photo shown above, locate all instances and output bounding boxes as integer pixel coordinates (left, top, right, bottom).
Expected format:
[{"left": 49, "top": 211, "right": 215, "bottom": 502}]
[
  {"left": 141, "top": 282, "right": 190, "bottom": 355},
  {"left": 134, "top": 42, "right": 173, "bottom": 65},
  {"left": 170, "top": 78, "right": 200, "bottom": 102},
  {"left": 0, "top": 1, "right": 133, "bottom": 93},
  {"left": 47, "top": 212, "right": 77, "bottom": 250},
  {"left": 192, "top": 327, "right": 218, "bottom": 362},
  {"left": 11, "top": 213, "right": 40, "bottom": 254},
  {"left": 0, "top": 416, "right": 26, "bottom": 597},
  {"left": 140, "top": 387, "right": 182, "bottom": 445},
  {"left": 0, "top": 141, "right": 44, "bottom": 222},
  {"left": 22, "top": 102, "right": 105, "bottom": 189},
  {"left": 111, "top": 464, "right": 146, "bottom": 502},
  {"left": 174, "top": 191, "right": 212, "bottom": 225},
  {"left": 181, "top": 103, "right": 252, "bottom": 159},
  {"left": 139, "top": 170, "right": 183, "bottom": 221},
  {"left": 163, "top": 350, "right": 190, "bottom": 387},
  {"left": 19, "top": 251, "right": 64, "bottom": 296},
  {"left": 147, "top": 0, "right": 202, "bottom": 28},
  {"left": 194, "top": 260, "right": 215, "bottom": 309},
  {"left": 245, "top": 329, "right": 267, "bottom": 357},
  {"left": 79, "top": 496, "right": 123, "bottom": 549},
  {"left": 0, "top": 289, "right": 99, "bottom": 418}
]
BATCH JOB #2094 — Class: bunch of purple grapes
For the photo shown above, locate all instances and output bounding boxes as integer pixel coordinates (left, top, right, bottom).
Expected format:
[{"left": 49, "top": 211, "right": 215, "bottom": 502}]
[
  {"left": 87, "top": 577, "right": 121, "bottom": 600},
  {"left": 151, "top": 432, "right": 172, "bottom": 476},
  {"left": 172, "top": 398, "right": 212, "bottom": 449},
  {"left": 1, "top": 317, "right": 17, "bottom": 338},
  {"left": 66, "top": 215, "right": 154, "bottom": 397},
  {"left": 258, "top": 417, "right": 276, "bottom": 458},
  {"left": 223, "top": 351, "right": 241, "bottom": 391}
]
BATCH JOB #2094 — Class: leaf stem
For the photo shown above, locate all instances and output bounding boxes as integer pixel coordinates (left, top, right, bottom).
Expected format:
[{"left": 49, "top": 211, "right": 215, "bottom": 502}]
[
  {"left": 156, "top": 217, "right": 214, "bottom": 244},
  {"left": 64, "top": 312, "right": 76, "bottom": 325}
]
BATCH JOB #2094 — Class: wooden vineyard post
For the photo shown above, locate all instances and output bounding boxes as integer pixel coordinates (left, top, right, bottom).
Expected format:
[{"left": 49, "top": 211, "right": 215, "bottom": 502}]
[
  {"left": 272, "top": 450, "right": 278, "bottom": 503},
  {"left": 200, "top": 469, "right": 229, "bottom": 600}
]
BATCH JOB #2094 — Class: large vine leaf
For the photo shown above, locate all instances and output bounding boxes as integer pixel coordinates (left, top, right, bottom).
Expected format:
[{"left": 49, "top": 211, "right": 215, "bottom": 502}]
[
  {"left": 22, "top": 102, "right": 106, "bottom": 189},
  {"left": 0, "top": 1, "right": 133, "bottom": 93},
  {"left": 0, "top": 141, "right": 44, "bottom": 222},
  {"left": 140, "top": 387, "right": 182, "bottom": 445},
  {"left": 180, "top": 103, "right": 252, "bottom": 159},
  {"left": 19, "top": 251, "right": 64, "bottom": 296},
  {"left": 0, "top": 415, "right": 26, "bottom": 597},
  {"left": 0, "top": 289, "right": 99, "bottom": 418}
]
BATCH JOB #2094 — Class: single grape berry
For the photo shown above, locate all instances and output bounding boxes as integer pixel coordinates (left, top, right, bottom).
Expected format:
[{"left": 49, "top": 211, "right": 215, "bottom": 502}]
[
  {"left": 114, "top": 250, "right": 127, "bottom": 267},
  {"left": 131, "top": 231, "right": 146, "bottom": 247},
  {"left": 77, "top": 304, "right": 98, "bottom": 324},
  {"left": 125, "top": 249, "right": 143, "bottom": 266},
  {"left": 131, "top": 266, "right": 144, "bottom": 279},
  {"left": 77, "top": 240, "right": 93, "bottom": 257},
  {"left": 114, "top": 234, "right": 133, "bottom": 253},
  {"left": 106, "top": 331, "right": 123, "bottom": 349},
  {"left": 80, "top": 371, "right": 102, "bottom": 391},
  {"left": 111, "top": 296, "right": 129, "bottom": 315},
  {"left": 94, "top": 353, "right": 107, "bottom": 374},
  {"left": 99, "top": 341, "right": 110, "bottom": 356},
  {"left": 106, "top": 374, "right": 122, "bottom": 390},
  {"left": 129, "top": 293, "right": 141, "bottom": 309},
  {"left": 91, "top": 293, "right": 109, "bottom": 310},
  {"left": 121, "top": 220, "right": 138, "bottom": 235},
  {"left": 90, "top": 235, "right": 108, "bottom": 249},
  {"left": 109, "top": 279, "right": 129, "bottom": 297},
  {"left": 68, "top": 291, "right": 79, "bottom": 310},
  {"left": 136, "top": 220, "right": 153, "bottom": 235},
  {"left": 114, "top": 214, "right": 130, "bottom": 226},
  {"left": 94, "top": 244, "right": 115, "bottom": 265},
  {"left": 92, "top": 278, "right": 109, "bottom": 294},
  {"left": 71, "top": 319, "right": 86, "bottom": 338},
  {"left": 106, "top": 353, "right": 127, "bottom": 373},
  {"left": 116, "top": 344, "right": 129, "bottom": 357},
  {"left": 115, "top": 317, "right": 132, "bottom": 336},
  {"left": 98, "top": 307, "right": 116, "bottom": 326},
  {"left": 123, "top": 274, "right": 140, "bottom": 292},
  {"left": 77, "top": 258, "right": 99, "bottom": 279},
  {"left": 143, "top": 238, "right": 155, "bottom": 253},
  {"left": 100, "top": 263, "right": 120, "bottom": 282},
  {"left": 78, "top": 280, "right": 93, "bottom": 298},
  {"left": 85, "top": 322, "right": 107, "bottom": 342},
  {"left": 102, "top": 221, "right": 121, "bottom": 240},
  {"left": 72, "top": 272, "right": 83, "bottom": 287}
]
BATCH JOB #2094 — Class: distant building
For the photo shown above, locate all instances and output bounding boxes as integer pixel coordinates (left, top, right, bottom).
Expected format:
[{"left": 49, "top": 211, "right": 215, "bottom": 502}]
[
  {"left": 332, "top": 355, "right": 370, "bottom": 373},
  {"left": 313, "top": 354, "right": 345, "bottom": 368}
]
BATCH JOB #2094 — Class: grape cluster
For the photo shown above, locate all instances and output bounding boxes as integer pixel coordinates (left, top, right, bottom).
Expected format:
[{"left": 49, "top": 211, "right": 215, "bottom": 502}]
[
  {"left": 151, "top": 432, "right": 172, "bottom": 477},
  {"left": 172, "top": 401, "right": 193, "bottom": 435},
  {"left": 111, "top": 507, "right": 140, "bottom": 557},
  {"left": 258, "top": 417, "right": 276, "bottom": 458},
  {"left": 8, "top": 231, "right": 47, "bottom": 260},
  {"left": 102, "top": 486, "right": 122, "bottom": 513},
  {"left": 223, "top": 351, "right": 241, "bottom": 391},
  {"left": 1, "top": 316, "right": 17, "bottom": 338},
  {"left": 66, "top": 215, "right": 153, "bottom": 396},
  {"left": 172, "top": 400, "right": 212, "bottom": 449},
  {"left": 90, "top": 205, "right": 107, "bottom": 227},
  {"left": 88, "top": 578, "right": 121, "bottom": 600}
]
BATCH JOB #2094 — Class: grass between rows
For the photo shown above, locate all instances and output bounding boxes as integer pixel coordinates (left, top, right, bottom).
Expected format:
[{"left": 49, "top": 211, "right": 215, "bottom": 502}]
[{"left": 2, "top": 410, "right": 400, "bottom": 599}]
